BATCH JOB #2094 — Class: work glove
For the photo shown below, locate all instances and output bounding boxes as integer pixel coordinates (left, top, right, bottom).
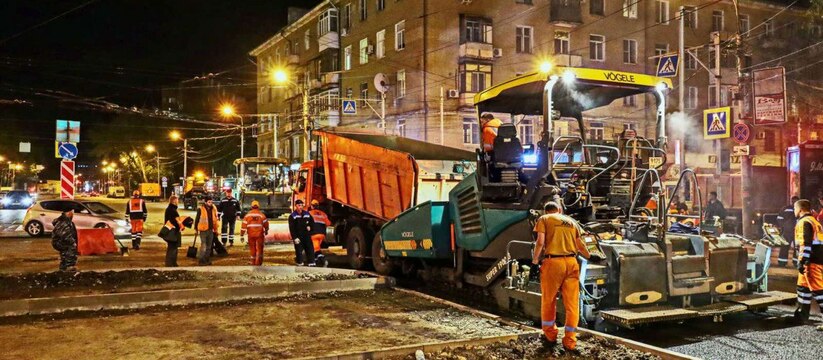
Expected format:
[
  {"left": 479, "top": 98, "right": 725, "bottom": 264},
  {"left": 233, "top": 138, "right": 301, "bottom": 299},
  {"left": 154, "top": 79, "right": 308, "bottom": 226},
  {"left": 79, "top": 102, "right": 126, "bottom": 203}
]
[
  {"left": 589, "top": 254, "right": 605, "bottom": 263},
  {"left": 798, "top": 261, "right": 807, "bottom": 275},
  {"left": 294, "top": 238, "right": 301, "bottom": 245}
]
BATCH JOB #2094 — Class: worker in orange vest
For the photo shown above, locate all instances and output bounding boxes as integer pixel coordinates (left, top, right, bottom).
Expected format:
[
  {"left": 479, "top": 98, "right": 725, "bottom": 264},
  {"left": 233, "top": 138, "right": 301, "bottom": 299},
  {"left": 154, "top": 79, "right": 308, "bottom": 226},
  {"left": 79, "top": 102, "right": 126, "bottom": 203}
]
[
  {"left": 309, "top": 200, "right": 331, "bottom": 264},
  {"left": 480, "top": 113, "right": 502, "bottom": 152},
  {"left": 793, "top": 199, "right": 823, "bottom": 331},
  {"left": 241, "top": 200, "right": 269, "bottom": 266},
  {"left": 125, "top": 190, "right": 147, "bottom": 250}
]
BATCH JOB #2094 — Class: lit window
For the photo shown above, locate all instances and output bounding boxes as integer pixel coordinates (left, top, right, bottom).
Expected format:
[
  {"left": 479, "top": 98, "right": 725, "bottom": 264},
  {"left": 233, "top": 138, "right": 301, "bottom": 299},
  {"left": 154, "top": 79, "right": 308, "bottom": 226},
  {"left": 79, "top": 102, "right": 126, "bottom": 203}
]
[
  {"left": 376, "top": 30, "right": 385, "bottom": 58},
  {"left": 344, "top": 46, "right": 352, "bottom": 70},
  {"left": 318, "top": 8, "right": 338, "bottom": 36},
  {"left": 623, "top": 0, "right": 638, "bottom": 19},
  {"left": 460, "top": 63, "right": 492, "bottom": 93},
  {"left": 359, "top": 38, "right": 369, "bottom": 64}
]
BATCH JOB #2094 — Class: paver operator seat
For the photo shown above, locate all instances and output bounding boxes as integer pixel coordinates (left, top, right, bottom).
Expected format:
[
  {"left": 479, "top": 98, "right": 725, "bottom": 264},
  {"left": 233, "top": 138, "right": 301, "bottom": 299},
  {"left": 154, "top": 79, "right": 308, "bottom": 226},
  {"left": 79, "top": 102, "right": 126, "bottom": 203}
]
[{"left": 481, "top": 123, "right": 524, "bottom": 202}]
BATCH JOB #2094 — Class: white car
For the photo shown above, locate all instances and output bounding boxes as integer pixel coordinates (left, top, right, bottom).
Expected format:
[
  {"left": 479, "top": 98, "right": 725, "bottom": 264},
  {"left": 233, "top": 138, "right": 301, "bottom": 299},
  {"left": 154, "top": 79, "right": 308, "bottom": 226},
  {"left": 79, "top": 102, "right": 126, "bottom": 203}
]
[{"left": 23, "top": 199, "right": 131, "bottom": 238}]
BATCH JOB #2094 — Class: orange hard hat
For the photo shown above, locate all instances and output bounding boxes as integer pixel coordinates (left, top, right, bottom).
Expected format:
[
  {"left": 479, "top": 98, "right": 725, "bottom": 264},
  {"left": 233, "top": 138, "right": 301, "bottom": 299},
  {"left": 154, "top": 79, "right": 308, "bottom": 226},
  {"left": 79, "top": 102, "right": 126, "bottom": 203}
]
[
  {"left": 251, "top": 200, "right": 260, "bottom": 208},
  {"left": 310, "top": 199, "right": 320, "bottom": 207},
  {"left": 133, "top": 190, "right": 140, "bottom": 196}
]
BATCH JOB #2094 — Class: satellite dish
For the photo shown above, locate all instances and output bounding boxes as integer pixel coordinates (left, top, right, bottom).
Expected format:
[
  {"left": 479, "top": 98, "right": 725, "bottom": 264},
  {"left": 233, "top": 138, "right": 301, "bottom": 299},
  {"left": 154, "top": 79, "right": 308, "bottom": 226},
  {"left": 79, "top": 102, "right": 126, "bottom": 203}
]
[{"left": 374, "top": 73, "right": 390, "bottom": 93}]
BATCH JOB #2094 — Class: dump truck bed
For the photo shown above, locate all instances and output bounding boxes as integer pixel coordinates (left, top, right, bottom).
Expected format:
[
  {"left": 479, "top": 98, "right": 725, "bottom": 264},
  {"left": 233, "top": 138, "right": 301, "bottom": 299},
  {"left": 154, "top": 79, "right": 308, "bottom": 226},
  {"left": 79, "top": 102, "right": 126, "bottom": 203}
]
[{"left": 317, "top": 130, "right": 474, "bottom": 222}]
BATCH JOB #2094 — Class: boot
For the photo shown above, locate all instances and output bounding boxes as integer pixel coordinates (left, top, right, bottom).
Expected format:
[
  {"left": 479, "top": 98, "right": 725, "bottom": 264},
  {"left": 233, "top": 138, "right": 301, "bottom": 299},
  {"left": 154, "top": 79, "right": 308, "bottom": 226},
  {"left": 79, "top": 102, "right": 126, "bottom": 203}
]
[
  {"left": 793, "top": 304, "right": 811, "bottom": 324},
  {"left": 132, "top": 240, "right": 140, "bottom": 250}
]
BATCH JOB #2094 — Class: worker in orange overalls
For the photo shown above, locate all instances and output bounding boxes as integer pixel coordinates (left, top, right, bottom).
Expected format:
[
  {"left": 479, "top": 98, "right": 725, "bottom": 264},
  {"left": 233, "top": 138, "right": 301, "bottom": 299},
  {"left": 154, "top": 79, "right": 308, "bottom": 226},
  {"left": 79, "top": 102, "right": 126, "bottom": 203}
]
[
  {"left": 125, "top": 190, "right": 147, "bottom": 250},
  {"left": 531, "top": 201, "right": 601, "bottom": 351},
  {"left": 308, "top": 200, "right": 331, "bottom": 256},
  {"left": 480, "top": 113, "right": 502, "bottom": 152},
  {"left": 240, "top": 200, "right": 269, "bottom": 266},
  {"left": 793, "top": 199, "right": 823, "bottom": 331}
]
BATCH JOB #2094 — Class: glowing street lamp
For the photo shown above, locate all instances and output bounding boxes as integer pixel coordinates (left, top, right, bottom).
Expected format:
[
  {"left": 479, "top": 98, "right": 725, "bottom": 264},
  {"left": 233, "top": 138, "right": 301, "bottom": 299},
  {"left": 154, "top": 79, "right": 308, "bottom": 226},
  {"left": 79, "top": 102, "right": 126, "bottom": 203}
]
[
  {"left": 220, "top": 103, "right": 245, "bottom": 180},
  {"left": 145, "top": 144, "right": 160, "bottom": 186},
  {"left": 271, "top": 68, "right": 289, "bottom": 85}
]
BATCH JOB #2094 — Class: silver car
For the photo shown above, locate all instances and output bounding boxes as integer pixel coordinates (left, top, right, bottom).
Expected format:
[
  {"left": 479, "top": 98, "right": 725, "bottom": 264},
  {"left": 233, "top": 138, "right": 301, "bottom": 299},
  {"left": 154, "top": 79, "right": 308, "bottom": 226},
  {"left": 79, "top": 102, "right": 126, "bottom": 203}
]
[{"left": 23, "top": 199, "right": 131, "bottom": 238}]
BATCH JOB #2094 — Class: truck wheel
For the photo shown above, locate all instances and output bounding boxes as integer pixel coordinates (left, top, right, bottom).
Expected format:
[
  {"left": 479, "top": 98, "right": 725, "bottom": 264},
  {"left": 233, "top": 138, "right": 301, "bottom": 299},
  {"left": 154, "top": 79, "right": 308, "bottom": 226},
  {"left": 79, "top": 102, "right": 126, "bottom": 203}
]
[
  {"left": 346, "top": 226, "right": 370, "bottom": 270},
  {"left": 371, "top": 233, "right": 396, "bottom": 275}
]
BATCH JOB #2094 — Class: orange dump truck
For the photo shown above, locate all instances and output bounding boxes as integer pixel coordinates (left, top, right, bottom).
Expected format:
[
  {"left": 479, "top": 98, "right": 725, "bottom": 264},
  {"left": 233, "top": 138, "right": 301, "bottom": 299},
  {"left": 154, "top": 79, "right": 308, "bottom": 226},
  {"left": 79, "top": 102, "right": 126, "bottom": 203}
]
[{"left": 292, "top": 130, "right": 475, "bottom": 270}]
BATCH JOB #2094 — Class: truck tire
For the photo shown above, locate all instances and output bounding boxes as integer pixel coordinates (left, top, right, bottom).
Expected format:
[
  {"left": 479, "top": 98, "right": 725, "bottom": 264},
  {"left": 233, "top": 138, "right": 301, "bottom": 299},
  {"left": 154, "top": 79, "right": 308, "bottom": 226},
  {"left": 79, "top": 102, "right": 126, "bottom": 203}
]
[
  {"left": 346, "top": 226, "right": 370, "bottom": 270},
  {"left": 371, "top": 233, "right": 396, "bottom": 275}
]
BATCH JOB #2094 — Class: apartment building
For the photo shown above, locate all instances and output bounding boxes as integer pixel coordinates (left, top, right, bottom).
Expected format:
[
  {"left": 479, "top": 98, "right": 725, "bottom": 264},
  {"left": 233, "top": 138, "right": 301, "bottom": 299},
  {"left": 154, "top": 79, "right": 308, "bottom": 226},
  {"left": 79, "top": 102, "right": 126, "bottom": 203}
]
[{"left": 252, "top": 0, "right": 821, "bottom": 170}]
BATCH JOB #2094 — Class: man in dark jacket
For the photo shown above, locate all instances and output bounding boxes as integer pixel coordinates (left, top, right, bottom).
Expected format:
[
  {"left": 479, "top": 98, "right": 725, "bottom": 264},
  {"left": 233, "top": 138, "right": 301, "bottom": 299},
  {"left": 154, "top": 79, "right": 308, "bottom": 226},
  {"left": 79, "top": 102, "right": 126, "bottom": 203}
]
[
  {"left": 52, "top": 209, "right": 78, "bottom": 271},
  {"left": 777, "top": 196, "right": 801, "bottom": 267},
  {"left": 704, "top": 191, "right": 726, "bottom": 222},
  {"left": 288, "top": 199, "right": 314, "bottom": 266},
  {"left": 218, "top": 190, "right": 241, "bottom": 246}
]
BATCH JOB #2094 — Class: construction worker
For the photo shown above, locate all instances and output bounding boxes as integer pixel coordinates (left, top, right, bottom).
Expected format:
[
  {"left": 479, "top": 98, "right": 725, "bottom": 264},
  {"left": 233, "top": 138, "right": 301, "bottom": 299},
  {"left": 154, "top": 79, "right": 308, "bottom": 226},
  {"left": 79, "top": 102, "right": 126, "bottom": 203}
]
[
  {"left": 793, "top": 199, "right": 823, "bottom": 330},
  {"left": 241, "top": 200, "right": 269, "bottom": 266},
  {"left": 51, "top": 209, "right": 78, "bottom": 272},
  {"left": 777, "top": 196, "right": 801, "bottom": 267},
  {"left": 125, "top": 190, "right": 147, "bottom": 250},
  {"left": 218, "top": 190, "right": 242, "bottom": 246},
  {"left": 195, "top": 196, "right": 221, "bottom": 266},
  {"left": 308, "top": 200, "right": 331, "bottom": 262},
  {"left": 288, "top": 199, "right": 314, "bottom": 266},
  {"left": 480, "top": 113, "right": 502, "bottom": 152},
  {"left": 531, "top": 201, "right": 601, "bottom": 351}
]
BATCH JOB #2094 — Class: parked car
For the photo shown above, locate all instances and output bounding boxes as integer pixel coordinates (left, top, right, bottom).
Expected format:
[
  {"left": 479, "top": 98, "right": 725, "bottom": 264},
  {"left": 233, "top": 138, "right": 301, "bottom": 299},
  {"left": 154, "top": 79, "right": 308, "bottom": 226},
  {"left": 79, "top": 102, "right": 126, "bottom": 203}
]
[
  {"left": 107, "top": 186, "right": 126, "bottom": 198},
  {"left": 23, "top": 199, "right": 131, "bottom": 238},
  {"left": 2, "top": 190, "right": 33, "bottom": 209}
]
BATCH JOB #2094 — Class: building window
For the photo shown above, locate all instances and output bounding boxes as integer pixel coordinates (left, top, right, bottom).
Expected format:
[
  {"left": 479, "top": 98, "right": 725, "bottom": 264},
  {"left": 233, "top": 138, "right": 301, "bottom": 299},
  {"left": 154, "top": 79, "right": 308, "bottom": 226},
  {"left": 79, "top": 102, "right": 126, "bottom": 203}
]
[
  {"left": 516, "top": 26, "right": 533, "bottom": 54},
  {"left": 318, "top": 8, "right": 338, "bottom": 36},
  {"left": 623, "top": 0, "right": 638, "bottom": 19},
  {"left": 395, "top": 20, "right": 406, "bottom": 50},
  {"left": 623, "top": 39, "right": 637, "bottom": 64},
  {"left": 518, "top": 118, "right": 534, "bottom": 145},
  {"left": 554, "top": 31, "right": 570, "bottom": 54},
  {"left": 654, "top": 43, "right": 669, "bottom": 57},
  {"left": 377, "top": 0, "right": 385, "bottom": 11},
  {"left": 360, "top": 82, "right": 369, "bottom": 106},
  {"left": 684, "top": 6, "right": 697, "bottom": 29},
  {"left": 712, "top": 10, "right": 724, "bottom": 32},
  {"left": 460, "top": 63, "right": 492, "bottom": 93},
  {"left": 346, "top": 87, "right": 353, "bottom": 98},
  {"left": 685, "top": 51, "right": 697, "bottom": 70},
  {"left": 397, "top": 69, "right": 406, "bottom": 98},
  {"left": 515, "top": 0, "right": 533, "bottom": 4},
  {"left": 708, "top": 85, "right": 729, "bottom": 107},
  {"left": 463, "top": 117, "right": 479, "bottom": 144},
  {"left": 764, "top": 130, "right": 776, "bottom": 151},
  {"left": 739, "top": 14, "right": 749, "bottom": 34},
  {"left": 588, "top": 122, "right": 604, "bottom": 141},
  {"left": 656, "top": 0, "right": 669, "bottom": 24},
  {"left": 463, "top": 17, "right": 493, "bottom": 44},
  {"left": 686, "top": 86, "right": 698, "bottom": 109},
  {"left": 623, "top": 95, "right": 636, "bottom": 107},
  {"left": 764, "top": 20, "right": 774, "bottom": 37},
  {"left": 590, "top": 0, "right": 604, "bottom": 16},
  {"left": 359, "top": 38, "right": 369, "bottom": 64},
  {"left": 304, "top": 31, "right": 310, "bottom": 50},
  {"left": 397, "top": 118, "right": 406, "bottom": 137},
  {"left": 359, "top": 0, "right": 367, "bottom": 20},
  {"left": 589, "top": 34, "right": 605, "bottom": 61},
  {"left": 342, "top": 3, "right": 351, "bottom": 31},
  {"left": 376, "top": 30, "right": 385, "bottom": 58},
  {"left": 344, "top": 46, "right": 352, "bottom": 70},
  {"left": 624, "top": 123, "right": 636, "bottom": 131}
]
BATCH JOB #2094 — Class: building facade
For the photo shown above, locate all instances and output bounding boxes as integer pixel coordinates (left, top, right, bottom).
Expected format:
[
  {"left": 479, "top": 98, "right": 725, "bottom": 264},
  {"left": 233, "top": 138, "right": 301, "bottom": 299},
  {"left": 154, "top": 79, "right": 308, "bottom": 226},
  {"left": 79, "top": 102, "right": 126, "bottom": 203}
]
[{"left": 251, "top": 0, "right": 823, "bottom": 192}]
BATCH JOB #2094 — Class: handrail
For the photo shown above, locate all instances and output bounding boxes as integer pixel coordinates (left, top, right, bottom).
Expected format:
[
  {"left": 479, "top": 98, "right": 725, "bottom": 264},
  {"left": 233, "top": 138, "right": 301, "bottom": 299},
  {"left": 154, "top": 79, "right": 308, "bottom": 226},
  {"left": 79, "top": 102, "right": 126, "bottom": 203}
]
[
  {"left": 664, "top": 168, "right": 703, "bottom": 230},
  {"left": 627, "top": 168, "right": 662, "bottom": 221}
]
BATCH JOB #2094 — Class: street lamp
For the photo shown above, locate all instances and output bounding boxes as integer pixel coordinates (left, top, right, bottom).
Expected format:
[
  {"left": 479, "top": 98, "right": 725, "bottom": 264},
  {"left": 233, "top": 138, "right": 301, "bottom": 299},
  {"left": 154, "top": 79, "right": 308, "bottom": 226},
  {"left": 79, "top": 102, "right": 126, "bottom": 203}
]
[
  {"left": 271, "top": 67, "right": 310, "bottom": 161},
  {"left": 170, "top": 131, "right": 187, "bottom": 190},
  {"left": 219, "top": 104, "right": 246, "bottom": 183}
]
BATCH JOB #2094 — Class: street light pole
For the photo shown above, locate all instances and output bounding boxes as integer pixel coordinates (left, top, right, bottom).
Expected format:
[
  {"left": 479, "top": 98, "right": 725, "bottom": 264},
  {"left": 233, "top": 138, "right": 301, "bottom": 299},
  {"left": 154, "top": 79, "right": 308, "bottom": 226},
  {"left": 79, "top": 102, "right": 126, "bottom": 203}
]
[{"left": 183, "top": 138, "right": 188, "bottom": 189}]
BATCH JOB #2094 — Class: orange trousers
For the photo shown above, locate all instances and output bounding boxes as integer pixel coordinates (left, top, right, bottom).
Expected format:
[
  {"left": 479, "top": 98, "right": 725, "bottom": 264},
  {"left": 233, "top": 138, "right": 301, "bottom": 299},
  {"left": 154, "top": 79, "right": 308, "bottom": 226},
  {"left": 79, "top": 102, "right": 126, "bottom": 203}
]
[
  {"left": 311, "top": 234, "right": 325, "bottom": 253},
  {"left": 540, "top": 256, "right": 580, "bottom": 350},
  {"left": 248, "top": 236, "right": 264, "bottom": 266},
  {"left": 798, "top": 263, "right": 823, "bottom": 290}
]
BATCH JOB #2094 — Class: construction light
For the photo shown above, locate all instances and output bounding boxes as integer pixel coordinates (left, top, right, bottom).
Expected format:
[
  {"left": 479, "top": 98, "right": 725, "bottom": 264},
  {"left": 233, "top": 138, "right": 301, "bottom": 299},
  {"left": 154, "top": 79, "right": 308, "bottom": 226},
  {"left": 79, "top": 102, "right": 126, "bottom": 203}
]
[
  {"left": 169, "top": 131, "right": 182, "bottom": 141},
  {"left": 656, "top": 82, "right": 669, "bottom": 91},
  {"left": 271, "top": 69, "right": 289, "bottom": 84},
  {"left": 220, "top": 104, "right": 236, "bottom": 117},
  {"left": 539, "top": 61, "right": 553, "bottom": 74},
  {"left": 145, "top": 144, "right": 156, "bottom": 153},
  {"left": 195, "top": 170, "right": 205, "bottom": 178}
]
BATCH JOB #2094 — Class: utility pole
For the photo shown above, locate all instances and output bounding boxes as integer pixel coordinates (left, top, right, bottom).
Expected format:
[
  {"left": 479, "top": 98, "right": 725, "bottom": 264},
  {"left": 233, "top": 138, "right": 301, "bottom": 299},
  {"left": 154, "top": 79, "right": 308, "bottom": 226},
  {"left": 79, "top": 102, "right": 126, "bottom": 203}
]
[
  {"left": 679, "top": 6, "right": 687, "bottom": 171},
  {"left": 712, "top": 32, "right": 723, "bottom": 181},
  {"left": 183, "top": 138, "right": 188, "bottom": 190},
  {"left": 273, "top": 114, "right": 279, "bottom": 158},
  {"left": 302, "top": 78, "right": 310, "bottom": 161},
  {"left": 381, "top": 92, "right": 387, "bottom": 134},
  {"left": 440, "top": 86, "right": 445, "bottom": 145}
]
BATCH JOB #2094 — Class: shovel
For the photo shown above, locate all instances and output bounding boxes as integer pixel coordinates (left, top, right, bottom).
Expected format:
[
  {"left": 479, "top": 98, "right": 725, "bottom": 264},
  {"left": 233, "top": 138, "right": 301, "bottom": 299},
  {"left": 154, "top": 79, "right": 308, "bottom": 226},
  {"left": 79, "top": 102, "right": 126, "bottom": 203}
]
[{"left": 114, "top": 237, "right": 130, "bottom": 256}]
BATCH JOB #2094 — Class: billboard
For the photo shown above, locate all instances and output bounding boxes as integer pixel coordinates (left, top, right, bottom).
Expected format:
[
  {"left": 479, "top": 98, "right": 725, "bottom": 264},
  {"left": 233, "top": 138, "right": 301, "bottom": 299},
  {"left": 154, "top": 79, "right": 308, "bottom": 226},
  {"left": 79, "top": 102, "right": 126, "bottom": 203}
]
[{"left": 753, "top": 67, "right": 787, "bottom": 125}]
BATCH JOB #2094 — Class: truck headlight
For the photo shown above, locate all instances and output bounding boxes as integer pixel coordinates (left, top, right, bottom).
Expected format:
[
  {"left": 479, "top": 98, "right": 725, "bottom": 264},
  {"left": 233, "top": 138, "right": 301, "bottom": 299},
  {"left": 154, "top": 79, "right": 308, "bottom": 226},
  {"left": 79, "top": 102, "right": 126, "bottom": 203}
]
[
  {"left": 523, "top": 153, "right": 538, "bottom": 165},
  {"left": 115, "top": 219, "right": 128, "bottom": 227},
  {"left": 1, "top": 198, "right": 10, "bottom": 206}
]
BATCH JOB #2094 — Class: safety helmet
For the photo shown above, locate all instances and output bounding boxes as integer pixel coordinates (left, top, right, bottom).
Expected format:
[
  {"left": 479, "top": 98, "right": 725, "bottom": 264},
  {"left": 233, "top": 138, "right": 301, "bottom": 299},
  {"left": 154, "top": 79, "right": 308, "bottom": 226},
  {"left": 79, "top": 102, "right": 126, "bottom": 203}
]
[
  {"left": 133, "top": 190, "right": 140, "bottom": 197},
  {"left": 251, "top": 200, "right": 260, "bottom": 208},
  {"left": 310, "top": 199, "right": 320, "bottom": 207}
]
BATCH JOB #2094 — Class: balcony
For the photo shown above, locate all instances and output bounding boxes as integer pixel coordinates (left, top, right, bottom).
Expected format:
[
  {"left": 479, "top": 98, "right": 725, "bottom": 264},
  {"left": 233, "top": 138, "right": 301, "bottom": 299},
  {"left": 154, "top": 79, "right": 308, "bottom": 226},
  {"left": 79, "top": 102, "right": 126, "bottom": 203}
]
[
  {"left": 553, "top": 54, "right": 582, "bottom": 67},
  {"left": 321, "top": 72, "right": 339, "bottom": 86},
  {"left": 287, "top": 55, "right": 299, "bottom": 65},
  {"left": 459, "top": 42, "right": 494, "bottom": 60},
  {"left": 318, "top": 31, "right": 339, "bottom": 52},
  {"left": 550, "top": 0, "right": 582, "bottom": 26}
]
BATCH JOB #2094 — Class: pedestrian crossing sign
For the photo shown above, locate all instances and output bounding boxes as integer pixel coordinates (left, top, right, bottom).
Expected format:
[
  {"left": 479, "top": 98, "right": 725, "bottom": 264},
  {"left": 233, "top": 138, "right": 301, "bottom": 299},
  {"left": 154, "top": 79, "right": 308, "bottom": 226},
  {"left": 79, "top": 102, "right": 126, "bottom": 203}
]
[
  {"left": 342, "top": 100, "right": 357, "bottom": 115},
  {"left": 703, "top": 107, "right": 731, "bottom": 139},
  {"left": 656, "top": 54, "right": 679, "bottom": 77}
]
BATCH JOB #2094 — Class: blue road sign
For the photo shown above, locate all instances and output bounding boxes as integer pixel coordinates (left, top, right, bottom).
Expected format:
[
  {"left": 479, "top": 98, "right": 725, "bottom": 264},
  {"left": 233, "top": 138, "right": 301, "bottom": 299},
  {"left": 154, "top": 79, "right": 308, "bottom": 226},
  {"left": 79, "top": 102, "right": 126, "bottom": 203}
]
[
  {"left": 58, "top": 142, "right": 78, "bottom": 160},
  {"left": 656, "top": 54, "right": 680, "bottom": 77},
  {"left": 342, "top": 100, "right": 357, "bottom": 115},
  {"left": 703, "top": 107, "right": 731, "bottom": 140}
]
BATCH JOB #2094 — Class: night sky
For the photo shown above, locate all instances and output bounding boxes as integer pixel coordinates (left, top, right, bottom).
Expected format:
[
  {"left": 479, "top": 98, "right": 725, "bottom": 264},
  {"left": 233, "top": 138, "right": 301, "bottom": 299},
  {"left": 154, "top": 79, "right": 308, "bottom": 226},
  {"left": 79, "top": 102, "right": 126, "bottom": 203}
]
[{"left": 0, "top": 0, "right": 321, "bottom": 177}]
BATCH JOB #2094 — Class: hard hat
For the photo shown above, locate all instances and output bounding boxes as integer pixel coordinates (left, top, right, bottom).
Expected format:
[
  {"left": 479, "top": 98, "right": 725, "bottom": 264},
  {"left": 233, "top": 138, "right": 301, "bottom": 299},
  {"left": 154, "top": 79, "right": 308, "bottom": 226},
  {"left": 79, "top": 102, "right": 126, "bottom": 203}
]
[
  {"left": 251, "top": 200, "right": 260, "bottom": 208},
  {"left": 133, "top": 190, "right": 140, "bottom": 196},
  {"left": 310, "top": 199, "right": 320, "bottom": 207}
]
